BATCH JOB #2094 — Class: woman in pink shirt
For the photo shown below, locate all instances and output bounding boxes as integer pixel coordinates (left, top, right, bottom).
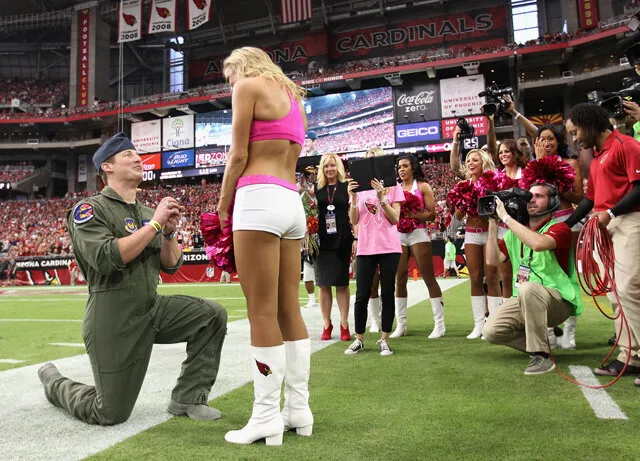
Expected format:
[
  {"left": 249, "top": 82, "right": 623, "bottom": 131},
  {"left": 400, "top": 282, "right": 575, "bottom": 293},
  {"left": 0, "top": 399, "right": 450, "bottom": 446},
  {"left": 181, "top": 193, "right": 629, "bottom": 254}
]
[{"left": 345, "top": 147, "right": 404, "bottom": 356}]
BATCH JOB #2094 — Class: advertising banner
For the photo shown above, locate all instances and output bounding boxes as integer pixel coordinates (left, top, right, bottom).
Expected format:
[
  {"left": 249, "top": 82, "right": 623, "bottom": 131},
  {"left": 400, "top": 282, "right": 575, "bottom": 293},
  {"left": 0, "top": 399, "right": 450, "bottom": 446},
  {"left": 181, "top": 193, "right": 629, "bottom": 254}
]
[
  {"left": 77, "top": 9, "right": 91, "bottom": 107},
  {"left": 393, "top": 80, "right": 440, "bottom": 124},
  {"left": 162, "top": 149, "right": 195, "bottom": 169},
  {"left": 196, "top": 150, "right": 228, "bottom": 168},
  {"left": 189, "top": 30, "right": 329, "bottom": 85},
  {"left": 395, "top": 121, "right": 441, "bottom": 144},
  {"left": 440, "top": 115, "right": 489, "bottom": 140},
  {"left": 440, "top": 75, "right": 486, "bottom": 118},
  {"left": 77, "top": 154, "right": 87, "bottom": 183},
  {"left": 162, "top": 115, "right": 194, "bottom": 150},
  {"left": 140, "top": 153, "right": 162, "bottom": 171},
  {"left": 187, "top": 0, "right": 213, "bottom": 31},
  {"left": 149, "top": 0, "right": 177, "bottom": 34},
  {"left": 425, "top": 135, "right": 486, "bottom": 153},
  {"left": 577, "top": 0, "right": 599, "bottom": 30},
  {"left": 118, "top": 0, "right": 142, "bottom": 43},
  {"left": 131, "top": 120, "right": 162, "bottom": 153},
  {"left": 330, "top": 7, "right": 507, "bottom": 61}
]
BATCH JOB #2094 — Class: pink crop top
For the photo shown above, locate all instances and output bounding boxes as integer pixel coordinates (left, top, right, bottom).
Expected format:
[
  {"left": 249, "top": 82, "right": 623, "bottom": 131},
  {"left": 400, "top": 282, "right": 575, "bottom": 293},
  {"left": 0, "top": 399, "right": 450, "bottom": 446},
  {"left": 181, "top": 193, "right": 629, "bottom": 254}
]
[{"left": 248, "top": 92, "right": 305, "bottom": 146}]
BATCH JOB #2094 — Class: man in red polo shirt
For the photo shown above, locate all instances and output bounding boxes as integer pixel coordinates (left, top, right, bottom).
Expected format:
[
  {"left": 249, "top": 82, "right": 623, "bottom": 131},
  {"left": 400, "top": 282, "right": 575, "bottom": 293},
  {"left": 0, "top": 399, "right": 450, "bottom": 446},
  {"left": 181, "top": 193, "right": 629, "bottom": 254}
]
[{"left": 565, "top": 103, "right": 640, "bottom": 386}]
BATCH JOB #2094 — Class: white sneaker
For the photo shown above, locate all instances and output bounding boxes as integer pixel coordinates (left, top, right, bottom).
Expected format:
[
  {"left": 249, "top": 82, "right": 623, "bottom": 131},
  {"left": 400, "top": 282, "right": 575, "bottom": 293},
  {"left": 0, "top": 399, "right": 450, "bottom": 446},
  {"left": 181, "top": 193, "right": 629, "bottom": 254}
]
[
  {"left": 303, "top": 300, "right": 318, "bottom": 309},
  {"left": 377, "top": 339, "right": 393, "bottom": 356},
  {"left": 344, "top": 339, "right": 364, "bottom": 355}
]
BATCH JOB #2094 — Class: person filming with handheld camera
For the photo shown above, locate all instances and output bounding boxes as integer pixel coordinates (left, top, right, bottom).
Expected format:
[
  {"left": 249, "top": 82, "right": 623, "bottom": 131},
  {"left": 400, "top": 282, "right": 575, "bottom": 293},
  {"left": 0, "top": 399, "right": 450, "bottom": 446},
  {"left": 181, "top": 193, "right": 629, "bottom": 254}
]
[{"left": 480, "top": 184, "right": 584, "bottom": 376}]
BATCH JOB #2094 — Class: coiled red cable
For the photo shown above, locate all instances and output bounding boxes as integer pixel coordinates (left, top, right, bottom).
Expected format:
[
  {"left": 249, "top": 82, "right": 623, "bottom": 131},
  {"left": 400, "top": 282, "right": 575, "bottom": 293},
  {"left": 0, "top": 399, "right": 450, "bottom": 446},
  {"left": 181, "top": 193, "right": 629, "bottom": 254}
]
[{"left": 550, "top": 216, "right": 631, "bottom": 388}]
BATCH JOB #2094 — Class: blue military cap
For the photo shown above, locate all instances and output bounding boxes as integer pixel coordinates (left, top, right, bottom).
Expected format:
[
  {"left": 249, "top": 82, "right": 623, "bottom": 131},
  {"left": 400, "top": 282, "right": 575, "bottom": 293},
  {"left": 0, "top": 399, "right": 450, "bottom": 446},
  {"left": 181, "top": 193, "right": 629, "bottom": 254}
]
[
  {"left": 93, "top": 132, "right": 136, "bottom": 170},
  {"left": 306, "top": 131, "right": 318, "bottom": 140}
]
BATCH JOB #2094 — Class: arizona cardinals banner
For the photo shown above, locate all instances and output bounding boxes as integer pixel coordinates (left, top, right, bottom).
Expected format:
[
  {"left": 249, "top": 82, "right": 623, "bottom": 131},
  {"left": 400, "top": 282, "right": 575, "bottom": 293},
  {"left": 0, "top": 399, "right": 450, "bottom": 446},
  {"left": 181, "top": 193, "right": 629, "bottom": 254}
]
[
  {"left": 149, "top": 0, "right": 177, "bottom": 34},
  {"left": 280, "top": 0, "right": 312, "bottom": 24},
  {"left": 118, "top": 0, "right": 142, "bottom": 42},
  {"left": 187, "top": 0, "right": 212, "bottom": 31}
]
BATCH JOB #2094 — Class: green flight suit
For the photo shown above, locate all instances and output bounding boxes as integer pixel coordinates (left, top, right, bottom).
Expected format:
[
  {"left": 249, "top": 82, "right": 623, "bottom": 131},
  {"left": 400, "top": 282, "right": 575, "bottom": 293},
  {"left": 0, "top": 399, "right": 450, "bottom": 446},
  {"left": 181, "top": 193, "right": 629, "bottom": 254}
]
[{"left": 46, "top": 187, "right": 227, "bottom": 425}]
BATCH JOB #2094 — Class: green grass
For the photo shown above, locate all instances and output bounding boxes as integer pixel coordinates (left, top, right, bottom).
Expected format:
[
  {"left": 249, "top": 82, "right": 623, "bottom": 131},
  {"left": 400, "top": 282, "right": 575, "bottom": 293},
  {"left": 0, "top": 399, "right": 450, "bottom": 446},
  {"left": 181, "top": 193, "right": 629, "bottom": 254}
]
[{"left": 3, "top": 281, "right": 640, "bottom": 460}]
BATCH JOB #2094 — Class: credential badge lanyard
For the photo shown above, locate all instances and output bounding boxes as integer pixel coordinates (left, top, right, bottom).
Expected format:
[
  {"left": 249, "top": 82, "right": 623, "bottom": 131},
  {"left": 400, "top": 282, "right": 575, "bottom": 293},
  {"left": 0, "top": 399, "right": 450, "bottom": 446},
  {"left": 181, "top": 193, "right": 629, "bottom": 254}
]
[{"left": 326, "top": 185, "right": 337, "bottom": 235}]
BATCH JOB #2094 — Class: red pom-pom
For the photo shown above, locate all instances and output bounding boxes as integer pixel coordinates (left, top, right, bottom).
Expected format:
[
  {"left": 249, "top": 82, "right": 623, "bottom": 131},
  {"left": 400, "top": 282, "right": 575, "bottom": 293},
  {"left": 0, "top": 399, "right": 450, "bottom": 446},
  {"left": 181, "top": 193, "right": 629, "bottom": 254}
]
[
  {"left": 200, "top": 208, "right": 235, "bottom": 273},
  {"left": 447, "top": 180, "right": 480, "bottom": 217},
  {"left": 520, "top": 156, "right": 576, "bottom": 192},
  {"left": 398, "top": 190, "right": 425, "bottom": 233},
  {"left": 475, "top": 170, "right": 502, "bottom": 197}
]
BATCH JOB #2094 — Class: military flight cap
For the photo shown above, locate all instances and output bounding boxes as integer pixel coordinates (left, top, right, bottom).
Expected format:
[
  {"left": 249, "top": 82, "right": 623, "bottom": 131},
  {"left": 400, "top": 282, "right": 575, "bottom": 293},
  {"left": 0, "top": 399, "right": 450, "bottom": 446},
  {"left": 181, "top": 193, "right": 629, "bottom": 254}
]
[{"left": 93, "top": 132, "right": 136, "bottom": 170}]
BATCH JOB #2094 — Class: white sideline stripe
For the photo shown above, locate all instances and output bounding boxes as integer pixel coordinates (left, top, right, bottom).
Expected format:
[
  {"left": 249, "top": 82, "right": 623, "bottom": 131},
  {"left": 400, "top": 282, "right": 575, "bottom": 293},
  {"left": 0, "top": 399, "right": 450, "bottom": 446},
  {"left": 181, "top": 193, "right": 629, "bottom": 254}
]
[
  {"left": 0, "top": 359, "right": 25, "bottom": 364},
  {"left": 50, "top": 343, "right": 85, "bottom": 348},
  {"left": 569, "top": 365, "right": 629, "bottom": 420},
  {"left": 0, "top": 318, "right": 82, "bottom": 323},
  {"left": 0, "top": 296, "right": 308, "bottom": 302},
  {"left": 0, "top": 279, "right": 465, "bottom": 461}
]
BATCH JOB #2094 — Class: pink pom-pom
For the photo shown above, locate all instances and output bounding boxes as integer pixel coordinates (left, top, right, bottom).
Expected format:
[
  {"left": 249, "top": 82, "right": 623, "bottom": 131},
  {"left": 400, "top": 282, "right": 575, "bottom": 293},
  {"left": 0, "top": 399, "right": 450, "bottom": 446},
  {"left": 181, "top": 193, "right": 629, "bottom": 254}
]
[
  {"left": 447, "top": 180, "right": 480, "bottom": 217},
  {"left": 520, "top": 156, "right": 576, "bottom": 192},
  {"left": 200, "top": 208, "right": 236, "bottom": 273},
  {"left": 475, "top": 170, "right": 502, "bottom": 197},
  {"left": 398, "top": 190, "right": 425, "bottom": 233}
]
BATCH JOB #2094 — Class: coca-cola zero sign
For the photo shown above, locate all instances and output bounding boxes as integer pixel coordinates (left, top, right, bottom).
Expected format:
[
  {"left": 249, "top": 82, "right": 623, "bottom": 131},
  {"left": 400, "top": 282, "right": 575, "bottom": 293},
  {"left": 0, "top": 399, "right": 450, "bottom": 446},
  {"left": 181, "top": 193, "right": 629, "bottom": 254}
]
[{"left": 393, "top": 81, "right": 440, "bottom": 124}]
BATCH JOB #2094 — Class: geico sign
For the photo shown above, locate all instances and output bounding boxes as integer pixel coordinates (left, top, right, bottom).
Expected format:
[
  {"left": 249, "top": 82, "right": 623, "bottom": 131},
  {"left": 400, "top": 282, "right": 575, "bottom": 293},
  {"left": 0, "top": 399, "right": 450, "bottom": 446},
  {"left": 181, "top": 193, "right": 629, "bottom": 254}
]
[{"left": 397, "top": 126, "right": 439, "bottom": 138}]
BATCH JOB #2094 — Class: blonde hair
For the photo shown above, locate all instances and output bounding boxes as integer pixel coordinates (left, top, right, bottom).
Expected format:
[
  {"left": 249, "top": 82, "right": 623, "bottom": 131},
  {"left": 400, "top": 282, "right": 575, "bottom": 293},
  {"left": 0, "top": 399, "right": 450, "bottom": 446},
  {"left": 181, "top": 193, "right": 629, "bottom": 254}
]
[
  {"left": 317, "top": 153, "right": 346, "bottom": 189},
  {"left": 464, "top": 149, "right": 496, "bottom": 179},
  {"left": 366, "top": 146, "right": 385, "bottom": 157},
  {"left": 223, "top": 47, "right": 306, "bottom": 103}
]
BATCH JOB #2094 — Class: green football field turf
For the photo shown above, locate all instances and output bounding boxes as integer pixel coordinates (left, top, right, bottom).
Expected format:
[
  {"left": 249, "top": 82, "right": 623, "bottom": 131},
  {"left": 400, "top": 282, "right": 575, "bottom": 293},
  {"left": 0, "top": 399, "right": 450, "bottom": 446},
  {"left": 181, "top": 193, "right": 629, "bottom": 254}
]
[{"left": 1, "top": 281, "right": 639, "bottom": 460}]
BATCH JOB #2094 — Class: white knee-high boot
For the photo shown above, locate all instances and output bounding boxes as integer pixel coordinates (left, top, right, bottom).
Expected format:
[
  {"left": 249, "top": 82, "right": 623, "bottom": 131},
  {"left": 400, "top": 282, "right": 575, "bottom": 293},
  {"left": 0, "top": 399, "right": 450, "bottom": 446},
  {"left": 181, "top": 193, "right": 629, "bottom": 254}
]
[
  {"left": 368, "top": 297, "right": 381, "bottom": 332},
  {"left": 563, "top": 316, "right": 577, "bottom": 350},
  {"left": 467, "top": 296, "right": 486, "bottom": 339},
  {"left": 428, "top": 297, "right": 446, "bottom": 339},
  {"left": 281, "top": 338, "right": 313, "bottom": 436},
  {"left": 390, "top": 297, "right": 408, "bottom": 338},
  {"left": 225, "top": 345, "right": 286, "bottom": 446},
  {"left": 487, "top": 296, "right": 502, "bottom": 316}
]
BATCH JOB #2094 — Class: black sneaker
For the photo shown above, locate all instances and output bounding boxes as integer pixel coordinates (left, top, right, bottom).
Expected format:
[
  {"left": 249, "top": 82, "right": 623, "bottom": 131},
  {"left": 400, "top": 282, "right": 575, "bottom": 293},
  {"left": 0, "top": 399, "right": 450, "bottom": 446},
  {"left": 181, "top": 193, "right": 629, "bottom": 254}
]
[{"left": 344, "top": 338, "right": 364, "bottom": 355}]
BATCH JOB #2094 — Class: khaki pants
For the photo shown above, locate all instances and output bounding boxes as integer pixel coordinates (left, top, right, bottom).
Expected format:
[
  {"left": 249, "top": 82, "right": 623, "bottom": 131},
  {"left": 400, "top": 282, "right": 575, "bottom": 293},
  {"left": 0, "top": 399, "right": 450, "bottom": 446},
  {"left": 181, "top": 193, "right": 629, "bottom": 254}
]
[
  {"left": 483, "top": 282, "right": 573, "bottom": 353},
  {"left": 609, "top": 212, "right": 640, "bottom": 367}
]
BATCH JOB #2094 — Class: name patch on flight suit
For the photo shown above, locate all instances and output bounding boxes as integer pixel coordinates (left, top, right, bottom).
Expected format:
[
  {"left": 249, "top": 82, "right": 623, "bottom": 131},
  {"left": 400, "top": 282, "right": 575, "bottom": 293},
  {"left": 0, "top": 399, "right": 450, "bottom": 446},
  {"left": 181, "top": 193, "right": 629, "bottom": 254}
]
[
  {"left": 73, "top": 203, "right": 94, "bottom": 224},
  {"left": 124, "top": 218, "right": 138, "bottom": 233}
]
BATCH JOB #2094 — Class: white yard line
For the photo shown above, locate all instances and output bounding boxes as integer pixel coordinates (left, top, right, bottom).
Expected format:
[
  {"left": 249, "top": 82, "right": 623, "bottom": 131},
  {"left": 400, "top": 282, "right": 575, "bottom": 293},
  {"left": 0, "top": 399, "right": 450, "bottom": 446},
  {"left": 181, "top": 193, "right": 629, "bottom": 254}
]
[
  {"left": 49, "top": 343, "right": 85, "bottom": 348},
  {"left": 0, "top": 280, "right": 463, "bottom": 461},
  {"left": 0, "top": 318, "right": 82, "bottom": 323},
  {"left": 0, "top": 359, "right": 26, "bottom": 364},
  {"left": 569, "top": 365, "right": 629, "bottom": 420}
]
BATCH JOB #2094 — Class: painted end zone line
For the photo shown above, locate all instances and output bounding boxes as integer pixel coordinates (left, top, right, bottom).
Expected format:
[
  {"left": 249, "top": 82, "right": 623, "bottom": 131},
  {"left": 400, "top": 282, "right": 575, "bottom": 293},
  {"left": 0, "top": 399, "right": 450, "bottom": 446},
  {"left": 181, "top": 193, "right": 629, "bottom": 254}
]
[{"left": 569, "top": 365, "right": 628, "bottom": 420}]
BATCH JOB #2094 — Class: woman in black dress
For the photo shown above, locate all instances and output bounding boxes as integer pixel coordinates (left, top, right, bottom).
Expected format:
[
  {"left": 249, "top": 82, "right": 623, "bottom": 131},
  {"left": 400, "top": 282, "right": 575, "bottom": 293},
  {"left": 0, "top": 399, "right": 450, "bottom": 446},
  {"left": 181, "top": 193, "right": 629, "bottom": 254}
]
[{"left": 311, "top": 153, "right": 355, "bottom": 341}]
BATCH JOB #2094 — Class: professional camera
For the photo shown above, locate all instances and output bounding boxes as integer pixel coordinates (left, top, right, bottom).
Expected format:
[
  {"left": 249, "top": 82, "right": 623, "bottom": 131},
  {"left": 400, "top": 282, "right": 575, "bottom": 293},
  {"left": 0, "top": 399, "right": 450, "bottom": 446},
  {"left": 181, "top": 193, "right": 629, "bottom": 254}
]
[
  {"left": 478, "top": 84, "right": 514, "bottom": 116},
  {"left": 456, "top": 117, "right": 475, "bottom": 139},
  {"left": 586, "top": 76, "right": 640, "bottom": 119},
  {"left": 477, "top": 188, "right": 532, "bottom": 225}
]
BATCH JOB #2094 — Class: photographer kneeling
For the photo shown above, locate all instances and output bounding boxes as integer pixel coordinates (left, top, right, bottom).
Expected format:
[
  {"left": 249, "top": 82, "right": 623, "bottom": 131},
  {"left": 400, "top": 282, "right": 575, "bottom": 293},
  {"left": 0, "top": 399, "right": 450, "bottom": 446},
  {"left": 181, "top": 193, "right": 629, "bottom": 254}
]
[{"left": 481, "top": 184, "right": 584, "bottom": 375}]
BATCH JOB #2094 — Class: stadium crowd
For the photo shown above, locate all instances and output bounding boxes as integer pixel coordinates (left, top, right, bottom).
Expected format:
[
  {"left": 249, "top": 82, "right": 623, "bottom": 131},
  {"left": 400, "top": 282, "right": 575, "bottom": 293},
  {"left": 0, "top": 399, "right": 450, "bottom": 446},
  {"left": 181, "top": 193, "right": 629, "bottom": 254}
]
[{"left": 0, "top": 163, "right": 35, "bottom": 184}]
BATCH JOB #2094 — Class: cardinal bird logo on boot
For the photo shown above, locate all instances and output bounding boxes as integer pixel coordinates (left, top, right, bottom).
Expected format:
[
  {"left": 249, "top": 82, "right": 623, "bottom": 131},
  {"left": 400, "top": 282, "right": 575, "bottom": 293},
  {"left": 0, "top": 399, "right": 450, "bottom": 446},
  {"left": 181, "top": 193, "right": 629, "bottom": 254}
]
[
  {"left": 156, "top": 7, "right": 171, "bottom": 18},
  {"left": 193, "top": 0, "right": 208, "bottom": 10},
  {"left": 122, "top": 13, "right": 137, "bottom": 26},
  {"left": 255, "top": 360, "right": 272, "bottom": 377}
]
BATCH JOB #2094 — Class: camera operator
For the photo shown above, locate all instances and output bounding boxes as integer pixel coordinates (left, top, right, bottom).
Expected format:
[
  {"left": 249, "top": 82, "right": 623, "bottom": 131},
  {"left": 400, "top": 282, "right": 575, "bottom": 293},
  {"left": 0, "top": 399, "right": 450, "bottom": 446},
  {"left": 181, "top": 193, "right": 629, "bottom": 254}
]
[
  {"left": 622, "top": 100, "right": 640, "bottom": 141},
  {"left": 564, "top": 103, "right": 640, "bottom": 383},
  {"left": 483, "top": 184, "right": 584, "bottom": 375}
]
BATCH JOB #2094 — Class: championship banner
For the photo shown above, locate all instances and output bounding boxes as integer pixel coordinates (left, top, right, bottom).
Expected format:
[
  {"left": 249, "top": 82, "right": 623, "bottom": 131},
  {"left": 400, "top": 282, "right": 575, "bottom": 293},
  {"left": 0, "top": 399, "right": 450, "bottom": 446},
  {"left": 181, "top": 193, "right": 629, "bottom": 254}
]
[
  {"left": 440, "top": 75, "right": 486, "bottom": 118},
  {"left": 441, "top": 116, "right": 489, "bottom": 140},
  {"left": 77, "top": 154, "right": 87, "bottom": 183},
  {"left": 330, "top": 7, "right": 507, "bottom": 61},
  {"left": 118, "top": 0, "right": 142, "bottom": 43},
  {"left": 393, "top": 80, "right": 440, "bottom": 124},
  {"left": 577, "top": 0, "right": 598, "bottom": 30},
  {"left": 189, "top": 30, "right": 328, "bottom": 85},
  {"left": 77, "top": 9, "right": 91, "bottom": 107},
  {"left": 187, "top": 0, "right": 212, "bottom": 31},
  {"left": 131, "top": 120, "right": 161, "bottom": 153},
  {"left": 149, "top": 0, "right": 177, "bottom": 34},
  {"left": 162, "top": 115, "right": 195, "bottom": 150}
]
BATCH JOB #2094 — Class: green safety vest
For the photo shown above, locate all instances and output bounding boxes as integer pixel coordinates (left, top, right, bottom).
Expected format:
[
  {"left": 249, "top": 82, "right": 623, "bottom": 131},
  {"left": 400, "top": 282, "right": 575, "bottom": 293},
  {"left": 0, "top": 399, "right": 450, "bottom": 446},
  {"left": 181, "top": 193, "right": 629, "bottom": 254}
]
[
  {"left": 445, "top": 242, "right": 456, "bottom": 260},
  {"left": 503, "top": 219, "right": 583, "bottom": 316}
]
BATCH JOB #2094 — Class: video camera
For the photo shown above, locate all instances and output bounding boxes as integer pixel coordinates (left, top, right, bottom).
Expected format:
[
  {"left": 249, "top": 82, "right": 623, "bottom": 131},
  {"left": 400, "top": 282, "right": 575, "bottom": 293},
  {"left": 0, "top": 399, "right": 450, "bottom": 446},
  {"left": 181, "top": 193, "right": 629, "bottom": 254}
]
[
  {"left": 586, "top": 77, "right": 640, "bottom": 119},
  {"left": 477, "top": 188, "right": 532, "bottom": 225},
  {"left": 478, "top": 84, "right": 514, "bottom": 116},
  {"left": 456, "top": 117, "right": 475, "bottom": 139}
]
